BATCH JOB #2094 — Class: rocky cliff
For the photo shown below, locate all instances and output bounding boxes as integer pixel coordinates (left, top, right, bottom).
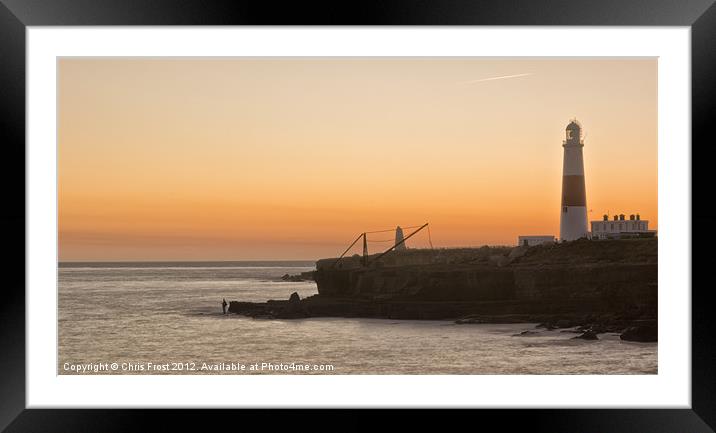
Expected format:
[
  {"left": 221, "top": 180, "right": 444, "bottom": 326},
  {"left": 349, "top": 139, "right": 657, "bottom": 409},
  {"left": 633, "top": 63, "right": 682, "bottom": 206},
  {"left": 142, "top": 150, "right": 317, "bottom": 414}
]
[
  {"left": 229, "top": 238, "right": 658, "bottom": 341},
  {"left": 314, "top": 238, "right": 656, "bottom": 315}
]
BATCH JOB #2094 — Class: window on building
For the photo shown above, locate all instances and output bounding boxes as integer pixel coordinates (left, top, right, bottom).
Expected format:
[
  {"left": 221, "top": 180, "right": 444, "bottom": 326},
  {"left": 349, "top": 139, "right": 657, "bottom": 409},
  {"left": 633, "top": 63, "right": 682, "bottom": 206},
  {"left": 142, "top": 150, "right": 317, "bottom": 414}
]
[
  {"left": 563, "top": 206, "right": 568, "bottom": 213},
  {"left": 610, "top": 223, "right": 614, "bottom": 230}
]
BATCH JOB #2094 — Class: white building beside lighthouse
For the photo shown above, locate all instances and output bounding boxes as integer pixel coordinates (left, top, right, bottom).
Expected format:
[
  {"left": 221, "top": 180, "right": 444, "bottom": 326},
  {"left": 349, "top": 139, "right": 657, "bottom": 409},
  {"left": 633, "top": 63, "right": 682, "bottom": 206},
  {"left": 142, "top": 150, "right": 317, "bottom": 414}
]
[
  {"left": 559, "top": 120, "right": 589, "bottom": 241},
  {"left": 591, "top": 213, "right": 656, "bottom": 239}
]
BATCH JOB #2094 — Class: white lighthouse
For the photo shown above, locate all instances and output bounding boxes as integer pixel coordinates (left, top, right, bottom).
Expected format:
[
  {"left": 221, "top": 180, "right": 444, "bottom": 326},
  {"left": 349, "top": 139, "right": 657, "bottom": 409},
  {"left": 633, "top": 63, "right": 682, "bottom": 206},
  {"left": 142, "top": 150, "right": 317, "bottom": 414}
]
[{"left": 559, "top": 120, "right": 589, "bottom": 241}]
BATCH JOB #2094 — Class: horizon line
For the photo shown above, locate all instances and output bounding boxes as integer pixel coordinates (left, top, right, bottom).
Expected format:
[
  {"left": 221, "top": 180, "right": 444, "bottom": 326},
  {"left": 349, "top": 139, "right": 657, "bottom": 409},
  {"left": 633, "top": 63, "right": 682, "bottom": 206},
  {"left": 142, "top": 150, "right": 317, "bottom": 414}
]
[{"left": 58, "top": 259, "right": 319, "bottom": 263}]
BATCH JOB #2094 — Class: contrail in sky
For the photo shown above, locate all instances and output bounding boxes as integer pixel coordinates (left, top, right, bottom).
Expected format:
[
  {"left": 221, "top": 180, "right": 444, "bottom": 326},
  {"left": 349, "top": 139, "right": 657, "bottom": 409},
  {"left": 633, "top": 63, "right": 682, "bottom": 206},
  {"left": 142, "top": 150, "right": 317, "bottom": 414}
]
[{"left": 459, "top": 73, "right": 533, "bottom": 84}]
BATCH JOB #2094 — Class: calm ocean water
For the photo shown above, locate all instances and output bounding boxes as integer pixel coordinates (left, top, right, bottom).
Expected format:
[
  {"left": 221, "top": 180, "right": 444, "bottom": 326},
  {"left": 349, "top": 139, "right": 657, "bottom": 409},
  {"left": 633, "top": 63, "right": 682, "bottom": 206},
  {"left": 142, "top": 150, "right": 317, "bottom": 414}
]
[{"left": 59, "top": 262, "right": 657, "bottom": 374}]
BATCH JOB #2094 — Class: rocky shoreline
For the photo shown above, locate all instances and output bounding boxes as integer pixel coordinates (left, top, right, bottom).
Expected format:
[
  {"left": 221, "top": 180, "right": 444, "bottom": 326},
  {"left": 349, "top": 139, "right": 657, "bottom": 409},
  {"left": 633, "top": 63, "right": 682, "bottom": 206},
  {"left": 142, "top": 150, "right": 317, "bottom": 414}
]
[
  {"left": 229, "top": 239, "right": 657, "bottom": 343},
  {"left": 228, "top": 292, "right": 657, "bottom": 342}
]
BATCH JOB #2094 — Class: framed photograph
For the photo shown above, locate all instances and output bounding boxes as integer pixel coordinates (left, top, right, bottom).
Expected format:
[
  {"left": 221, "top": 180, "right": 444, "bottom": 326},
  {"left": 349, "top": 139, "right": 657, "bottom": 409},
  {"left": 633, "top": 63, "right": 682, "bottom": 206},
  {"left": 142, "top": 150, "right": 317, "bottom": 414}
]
[{"left": 3, "top": 0, "right": 715, "bottom": 430}]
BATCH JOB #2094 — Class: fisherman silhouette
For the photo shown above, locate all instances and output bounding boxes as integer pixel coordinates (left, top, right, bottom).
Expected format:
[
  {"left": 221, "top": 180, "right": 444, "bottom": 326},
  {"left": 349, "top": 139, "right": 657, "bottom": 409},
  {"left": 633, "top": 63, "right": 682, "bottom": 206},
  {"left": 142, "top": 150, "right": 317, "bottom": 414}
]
[{"left": 222, "top": 298, "right": 228, "bottom": 315}]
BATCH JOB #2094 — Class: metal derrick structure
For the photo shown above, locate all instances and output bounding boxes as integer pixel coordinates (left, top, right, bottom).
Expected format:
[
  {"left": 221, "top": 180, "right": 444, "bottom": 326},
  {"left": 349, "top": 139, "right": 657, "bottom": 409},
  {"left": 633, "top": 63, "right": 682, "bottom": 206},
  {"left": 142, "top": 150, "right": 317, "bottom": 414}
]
[{"left": 331, "top": 223, "right": 432, "bottom": 269}]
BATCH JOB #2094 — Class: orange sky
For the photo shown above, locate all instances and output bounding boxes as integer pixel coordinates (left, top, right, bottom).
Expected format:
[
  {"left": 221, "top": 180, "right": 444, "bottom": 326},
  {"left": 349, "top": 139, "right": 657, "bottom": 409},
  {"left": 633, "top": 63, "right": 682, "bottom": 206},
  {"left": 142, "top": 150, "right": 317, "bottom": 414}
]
[{"left": 58, "top": 58, "right": 657, "bottom": 261}]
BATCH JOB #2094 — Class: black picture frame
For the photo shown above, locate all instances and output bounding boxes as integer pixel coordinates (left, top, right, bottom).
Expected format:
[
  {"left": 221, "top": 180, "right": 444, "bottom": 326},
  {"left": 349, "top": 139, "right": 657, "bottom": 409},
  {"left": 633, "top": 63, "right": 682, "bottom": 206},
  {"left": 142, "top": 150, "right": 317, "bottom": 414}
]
[{"left": 1, "top": 1, "right": 714, "bottom": 431}]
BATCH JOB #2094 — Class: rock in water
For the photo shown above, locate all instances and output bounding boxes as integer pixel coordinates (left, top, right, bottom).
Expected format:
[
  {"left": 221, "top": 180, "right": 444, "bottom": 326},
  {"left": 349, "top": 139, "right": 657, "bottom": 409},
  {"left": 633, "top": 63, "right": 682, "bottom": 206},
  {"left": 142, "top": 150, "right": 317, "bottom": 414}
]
[
  {"left": 512, "top": 330, "right": 539, "bottom": 337},
  {"left": 289, "top": 292, "right": 301, "bottom": 303},
  {"left": 572, "top": 330, "right": 599, "bottom": 340},
  {"left": 620, "top": 326, "right": 657, "bottom": 342},
  {"left": 282, "top": 274, "right": 307, "bottom": 282}
]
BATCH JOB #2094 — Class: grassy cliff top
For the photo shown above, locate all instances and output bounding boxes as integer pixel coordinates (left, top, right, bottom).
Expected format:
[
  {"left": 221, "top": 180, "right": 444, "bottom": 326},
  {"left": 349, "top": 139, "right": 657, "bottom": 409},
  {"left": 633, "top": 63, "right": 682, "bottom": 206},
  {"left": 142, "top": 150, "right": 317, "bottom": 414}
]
[
  {"left": 316, "top": 238, "right": 657, "bottom": 270},
  {"left": 511, "top": 237, "right": 657, "bottom": 266}
]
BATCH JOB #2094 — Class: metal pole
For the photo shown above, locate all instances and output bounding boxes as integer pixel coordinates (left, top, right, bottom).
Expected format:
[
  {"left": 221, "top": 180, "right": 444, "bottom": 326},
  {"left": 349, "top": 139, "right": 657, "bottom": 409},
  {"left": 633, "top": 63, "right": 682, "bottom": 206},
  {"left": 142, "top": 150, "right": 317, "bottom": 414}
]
[
  {"left": 362, "top": 233, "right": 368, "bottom": 266},
  {"left": 331, "top": 233, "right": 365, "bottom": 269}
]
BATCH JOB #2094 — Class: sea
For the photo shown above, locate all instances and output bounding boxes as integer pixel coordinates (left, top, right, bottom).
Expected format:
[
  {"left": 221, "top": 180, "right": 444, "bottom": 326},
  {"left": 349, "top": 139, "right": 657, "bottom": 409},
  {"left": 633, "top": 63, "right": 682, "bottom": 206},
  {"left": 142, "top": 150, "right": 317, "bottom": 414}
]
[{"left": 59, "top": 261, "right": 657, "bottom": 375}]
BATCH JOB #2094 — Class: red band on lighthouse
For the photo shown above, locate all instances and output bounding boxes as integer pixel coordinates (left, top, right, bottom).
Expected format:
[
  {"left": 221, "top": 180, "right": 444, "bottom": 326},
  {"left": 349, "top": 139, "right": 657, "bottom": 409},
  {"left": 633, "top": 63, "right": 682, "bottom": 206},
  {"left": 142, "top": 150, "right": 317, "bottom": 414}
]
[{"left": 561, "top": 175, "right": 587, "bottom": 206}]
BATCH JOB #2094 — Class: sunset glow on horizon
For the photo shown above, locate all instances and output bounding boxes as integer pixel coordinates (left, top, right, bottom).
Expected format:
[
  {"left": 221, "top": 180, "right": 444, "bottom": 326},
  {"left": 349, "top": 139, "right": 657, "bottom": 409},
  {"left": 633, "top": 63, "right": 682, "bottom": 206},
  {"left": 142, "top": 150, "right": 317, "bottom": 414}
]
[{"left": 58, "top": 58, "right": 657, "bottom": 261}]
